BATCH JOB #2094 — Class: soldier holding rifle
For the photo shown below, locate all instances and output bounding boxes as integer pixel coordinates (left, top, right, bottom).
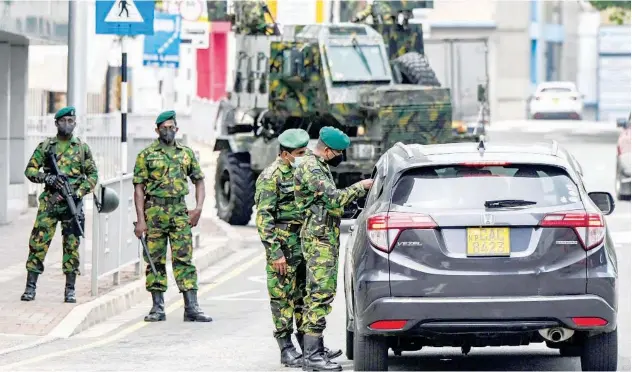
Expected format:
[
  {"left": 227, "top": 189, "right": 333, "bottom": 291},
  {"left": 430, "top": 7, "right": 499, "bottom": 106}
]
[
  {"left": 21, "top": 106, "right": 99, "bottom": 303},
  {"left": 132, "top": 110, "right": 212, "bottom": 323}
]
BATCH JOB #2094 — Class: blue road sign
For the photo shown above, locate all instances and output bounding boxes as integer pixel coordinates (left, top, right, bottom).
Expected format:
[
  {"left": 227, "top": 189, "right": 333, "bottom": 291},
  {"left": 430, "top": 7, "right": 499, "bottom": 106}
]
[
  {"left": 96, "top": 0, "right": 155, "bottom": 36},
  {"left": 143, "top": 13, "right": 182, "bottom": 69}
]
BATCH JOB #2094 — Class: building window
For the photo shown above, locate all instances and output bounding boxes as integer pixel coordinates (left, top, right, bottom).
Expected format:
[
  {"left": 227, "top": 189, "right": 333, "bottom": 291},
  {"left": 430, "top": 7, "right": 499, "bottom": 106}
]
[
  {"left": 530, "top": 40, "right": 537, "bottom": 84},
  {"left": 546, "top": 42, "right": 562, "bottom": 81}
]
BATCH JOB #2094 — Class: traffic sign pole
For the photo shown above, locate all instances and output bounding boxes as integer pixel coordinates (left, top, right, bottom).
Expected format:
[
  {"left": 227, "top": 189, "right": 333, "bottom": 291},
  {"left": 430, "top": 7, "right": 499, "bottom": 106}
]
[{"left": 121, "top": 36, "right": 128, "bottom": 174}]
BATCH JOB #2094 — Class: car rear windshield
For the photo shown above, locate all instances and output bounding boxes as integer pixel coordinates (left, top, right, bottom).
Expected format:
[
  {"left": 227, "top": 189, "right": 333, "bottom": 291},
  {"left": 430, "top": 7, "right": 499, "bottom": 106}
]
[
  {"left": 540, "top": 87, "right": 572, "bottom": 93},
  {"left": 391, "top": 163, "right": 582, "bottom": 209}
]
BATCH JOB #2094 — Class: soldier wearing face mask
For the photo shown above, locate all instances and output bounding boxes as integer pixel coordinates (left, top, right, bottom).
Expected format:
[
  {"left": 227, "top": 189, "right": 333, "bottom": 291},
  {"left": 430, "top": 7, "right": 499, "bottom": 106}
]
[
  {"left": 21, "top": 106, "right": 99, "bottom": 303},
  {"left": 293, "top": 126, "right": 373, "bottom": 371},
  {"left": 132, "top": 110, "right": 212, "bottom": 323},
  {"left": 255, "top": 129, "right": 343, "bottom": 368}
]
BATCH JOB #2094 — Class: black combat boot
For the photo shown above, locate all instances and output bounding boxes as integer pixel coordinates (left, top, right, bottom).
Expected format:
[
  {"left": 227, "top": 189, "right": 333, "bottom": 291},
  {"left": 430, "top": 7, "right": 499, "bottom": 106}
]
[
  {"left": 64, "top": 273, "right": 77, "bottom": 303},
  {"left": 276, "top": 335, "right": 303, "bottom": 368},
  {"left": 20, "top": 272, "right": 39, "bottom": 301},
  {"left": 302, "top": 334, "right": 342, "bottom": 371},
  {"left": 182, "top": 290, "right": 213, "bottom": 322},
  {"left": 296, "top": 332, "right": 343, "bottom": 360},
  {"left": 144, "top": 292, "right": 166, "bottom": 322}
]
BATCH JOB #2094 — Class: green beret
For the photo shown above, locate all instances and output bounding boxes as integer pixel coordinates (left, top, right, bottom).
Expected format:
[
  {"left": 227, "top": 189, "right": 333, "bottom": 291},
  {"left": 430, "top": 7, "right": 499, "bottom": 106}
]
[
  {"left": 54, "top": 106, "right": 76, "bottom": 120},
  {"left": 279, "top": 129, "right": 309, "bottom": 150},
  {"left": 156, "top": 110, "right": 176, "bottom": 126},
  {"left": 319, "top": 126, "right": 350, "bottom": 151}
]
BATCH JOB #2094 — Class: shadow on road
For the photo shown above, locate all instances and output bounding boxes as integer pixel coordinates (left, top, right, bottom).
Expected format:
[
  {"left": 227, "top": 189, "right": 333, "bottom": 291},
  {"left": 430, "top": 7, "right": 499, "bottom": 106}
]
[{"left": 385, "top": 351, "right": 578, "bottom": 371}]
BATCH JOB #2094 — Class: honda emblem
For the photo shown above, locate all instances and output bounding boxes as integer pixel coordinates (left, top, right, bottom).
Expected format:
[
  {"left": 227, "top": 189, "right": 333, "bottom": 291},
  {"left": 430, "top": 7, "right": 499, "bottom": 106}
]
[{"left": 482, "top": 213, "right": 495, "bottom": 225}]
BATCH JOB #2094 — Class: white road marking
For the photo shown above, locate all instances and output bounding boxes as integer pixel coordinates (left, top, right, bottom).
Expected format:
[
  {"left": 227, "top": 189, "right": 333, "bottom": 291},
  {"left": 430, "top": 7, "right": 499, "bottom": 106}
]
[{"left": 248, "top": 275, "right": 267, "bottom": 284}]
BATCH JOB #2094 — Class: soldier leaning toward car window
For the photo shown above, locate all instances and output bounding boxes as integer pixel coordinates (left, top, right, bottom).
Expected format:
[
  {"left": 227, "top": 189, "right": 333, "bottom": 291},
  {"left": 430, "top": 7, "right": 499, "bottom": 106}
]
[
  {"left": 21, "top": 106, "right": 99, "bottom": 303},
  {"left": 255, "top": 129, "right": 343, "bottom": 368},
  {"left": 132, "top": 110, "right": 212, "bottom": 323},
  {"left": 293, "top": 126, "right": 373, "bottom": 371}
]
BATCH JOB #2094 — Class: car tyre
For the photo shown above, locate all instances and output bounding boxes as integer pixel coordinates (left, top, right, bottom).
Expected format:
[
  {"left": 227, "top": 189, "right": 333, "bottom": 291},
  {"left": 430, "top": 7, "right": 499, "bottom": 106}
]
[
  {"left": 214, "top": 151, "right": 255, "bottom": 225},
  {"left": 345, "top": 312, "right": 354, "bottom": 360},
  {"left": 353, "top": 332, "right": 388, "bottom": 371},
  {"left": 580, "top": 329, "right": 617, "bottom": 371},
  {"left": 615, "top": 167, "right": 631, "bottom": 201}
]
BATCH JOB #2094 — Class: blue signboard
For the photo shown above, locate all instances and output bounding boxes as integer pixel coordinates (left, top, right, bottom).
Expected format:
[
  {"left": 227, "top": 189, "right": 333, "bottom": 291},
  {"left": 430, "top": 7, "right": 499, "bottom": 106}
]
[
  {"left": 96, "top": 0, "right": 155, "bottom": 36},
  {"left": 143, "top": 13, "right": 182, "bottom": 69}
]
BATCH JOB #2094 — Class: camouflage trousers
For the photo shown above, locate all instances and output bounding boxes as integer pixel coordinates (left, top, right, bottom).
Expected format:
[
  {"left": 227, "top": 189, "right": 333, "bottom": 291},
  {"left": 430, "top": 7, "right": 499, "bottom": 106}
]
[
  {"left": 144, "top": 200, "right": 198, "bottom": 293},
  {"left": 26, "top": 191, "right": 84, "bottom": 275},
  {"left": 298, "top": 219, "right": 341, "bottom": 336},
  {"left": 266, "top": 225, "right": 306, "bottom": 339}
]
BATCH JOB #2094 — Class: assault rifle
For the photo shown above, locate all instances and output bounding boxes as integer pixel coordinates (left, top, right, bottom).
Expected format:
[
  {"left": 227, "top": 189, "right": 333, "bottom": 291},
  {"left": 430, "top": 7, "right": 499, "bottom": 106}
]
[
  {"left": 134, "top": 222, "right": 158, "bottom": 277},
  {"left": 47, "top": 151, "right": 85, "bottom": 238}
]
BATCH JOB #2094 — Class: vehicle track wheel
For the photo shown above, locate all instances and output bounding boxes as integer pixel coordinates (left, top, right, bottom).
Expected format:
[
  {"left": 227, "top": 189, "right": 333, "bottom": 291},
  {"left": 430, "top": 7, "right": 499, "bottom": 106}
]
[
  {"left": 345, "top": 312, "right": 354, "bottom": 360},
  {"left": 353, "top": 333, "right": 388, "bottom": 371},
  {"left": 580, "top": 329, "right": 617, "bottom": 371},
  {"left": 214, "top": 151, "right": 255, "bottom": 226},
  {"left": 391, "top": 52, "right": 441, "bottom": 87}
]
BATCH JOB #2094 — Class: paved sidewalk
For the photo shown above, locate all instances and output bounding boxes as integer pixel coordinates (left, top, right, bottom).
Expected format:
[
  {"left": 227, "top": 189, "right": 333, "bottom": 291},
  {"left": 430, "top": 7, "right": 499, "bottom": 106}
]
[{"left": 0, "top": 141, "right": 234, "bottom": 351}]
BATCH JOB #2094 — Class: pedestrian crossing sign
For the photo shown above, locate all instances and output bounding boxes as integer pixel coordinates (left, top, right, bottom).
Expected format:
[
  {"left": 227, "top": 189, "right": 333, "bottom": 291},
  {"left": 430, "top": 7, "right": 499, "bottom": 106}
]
[{"left": 96, "top": 0, "right": 155, "bottom": 36}]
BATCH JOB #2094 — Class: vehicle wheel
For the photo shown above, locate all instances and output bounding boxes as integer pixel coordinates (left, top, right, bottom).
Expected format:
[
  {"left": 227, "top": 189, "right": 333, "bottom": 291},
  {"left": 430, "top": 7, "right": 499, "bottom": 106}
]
[
  {"left": 353, "top": 332, "right": 388, "bottom": 371},
  {"left": 346, "top": 312, "right": 354, "bottom": 360},
  {"left": 580, "top": 330, "right": 617, "bottom": 371},
  {"left": 559, "top": 345, "right": 582, "bottom": 357},
  {"left": 615, "top": 167, "right": 631, "bottom": 201},
  {"left": 214, "top": 151, "right": 255, "bottom": 225},
  {"left": 391, "top": 52, "right": 441, "bottom": 87}
]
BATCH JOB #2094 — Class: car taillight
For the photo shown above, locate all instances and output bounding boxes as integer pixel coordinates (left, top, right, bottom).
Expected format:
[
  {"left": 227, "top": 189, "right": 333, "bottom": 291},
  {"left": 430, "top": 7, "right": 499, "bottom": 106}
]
[
  {"left": 367, "top": 212, "right": 437, "bottom": 253},
  {"left": 539, "top": 212, "right": 605, "bottom": 250}
]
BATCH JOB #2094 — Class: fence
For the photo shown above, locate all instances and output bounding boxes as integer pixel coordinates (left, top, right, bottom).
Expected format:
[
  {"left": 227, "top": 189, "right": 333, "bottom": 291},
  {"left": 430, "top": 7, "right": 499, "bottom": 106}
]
[{"left": 424, "top": 38, "right": 490, "bottom": 122}]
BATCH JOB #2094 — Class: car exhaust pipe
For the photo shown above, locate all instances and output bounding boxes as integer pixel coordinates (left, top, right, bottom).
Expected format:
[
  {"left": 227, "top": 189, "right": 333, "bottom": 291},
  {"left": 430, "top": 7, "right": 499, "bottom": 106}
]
[{"left": 538, "top": 327, "right": 575, "bottom": 343}]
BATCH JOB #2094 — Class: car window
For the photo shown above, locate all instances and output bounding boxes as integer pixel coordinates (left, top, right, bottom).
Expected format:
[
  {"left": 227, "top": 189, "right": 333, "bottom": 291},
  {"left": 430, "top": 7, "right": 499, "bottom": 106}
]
[
  {"left": 540, "top": 87, "right": 572, "bottom": 93},
  {"left": 391, "top": 163, "right": 582, "bottom": 209},
  {"left": 365, "top": 167, "right": 384, "bottom": 206}
]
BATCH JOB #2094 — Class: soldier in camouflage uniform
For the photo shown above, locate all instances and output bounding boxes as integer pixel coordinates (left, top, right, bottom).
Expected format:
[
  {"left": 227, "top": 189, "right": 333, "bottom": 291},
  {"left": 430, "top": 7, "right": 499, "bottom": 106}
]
[
  {"left": 351, "top": 0, "right": 394, "bottom": 24},
  {"left": 294, "top": 127, "right": 373, "bottom": 371},
  {"left": 133, "top": 110, "right": 212, "bottom": 323},
  {"left": 21, "top": 106, "right": 99, "bottom": 303},
  {"left": 232, "top": 0, "right": 269, "bottom": 35},
  {"left": 256, "top": 129, "right": 342, "bottom": 368}
]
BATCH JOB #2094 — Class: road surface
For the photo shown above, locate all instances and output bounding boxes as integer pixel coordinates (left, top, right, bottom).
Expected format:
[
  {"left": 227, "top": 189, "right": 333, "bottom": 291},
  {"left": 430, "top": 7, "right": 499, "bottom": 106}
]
[{"left": 0, "top": 121, "right": 629, "bottom": 371}]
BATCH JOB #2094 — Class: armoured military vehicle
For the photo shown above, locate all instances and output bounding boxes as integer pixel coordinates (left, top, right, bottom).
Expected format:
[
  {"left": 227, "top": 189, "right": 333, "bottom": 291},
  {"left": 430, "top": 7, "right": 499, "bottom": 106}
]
[{"left": 212, "top": 20, "right": 452, "bottom": 226}]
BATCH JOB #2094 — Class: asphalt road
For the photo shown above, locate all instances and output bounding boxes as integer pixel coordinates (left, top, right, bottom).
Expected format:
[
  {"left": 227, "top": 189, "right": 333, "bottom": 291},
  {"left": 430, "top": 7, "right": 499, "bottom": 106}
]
[{"left": 0, "top": 121, "right": 629, "bottom": 371}]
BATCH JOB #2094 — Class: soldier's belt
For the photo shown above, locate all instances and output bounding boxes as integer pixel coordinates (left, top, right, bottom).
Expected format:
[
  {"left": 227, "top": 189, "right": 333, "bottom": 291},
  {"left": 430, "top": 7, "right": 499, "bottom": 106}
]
[
  {"left": 145, "top": 196, "right": 185, "bottom": 206},
  {"left": 276, "top": 222, "right": 302, "bottom": 233}
]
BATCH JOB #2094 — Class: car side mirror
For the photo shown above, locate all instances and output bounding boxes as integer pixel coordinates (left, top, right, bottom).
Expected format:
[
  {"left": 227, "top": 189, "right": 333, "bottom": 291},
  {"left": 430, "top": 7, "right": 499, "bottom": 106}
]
[
  {"left": 588, "top": 192, "right": 615, "bottom": 215},
  {"left": 616, "top": 118, "right": 628, "bottom": 128}
]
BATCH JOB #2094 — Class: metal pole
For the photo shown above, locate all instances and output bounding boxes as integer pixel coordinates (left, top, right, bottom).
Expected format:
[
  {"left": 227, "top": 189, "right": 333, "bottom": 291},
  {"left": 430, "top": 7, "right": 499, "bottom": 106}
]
[
  {"left": 121, "top": 37, "right": 128, "bottom": 175},
  {"left": 67, "top": 0, "right": 88, "bottom": 275}
]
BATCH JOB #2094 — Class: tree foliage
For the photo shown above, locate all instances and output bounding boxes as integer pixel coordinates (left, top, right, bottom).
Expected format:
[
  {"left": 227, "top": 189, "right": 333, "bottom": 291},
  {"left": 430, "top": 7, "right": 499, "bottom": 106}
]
[{"left": 589, "top": 0, "right": 631, "bottom": 24}]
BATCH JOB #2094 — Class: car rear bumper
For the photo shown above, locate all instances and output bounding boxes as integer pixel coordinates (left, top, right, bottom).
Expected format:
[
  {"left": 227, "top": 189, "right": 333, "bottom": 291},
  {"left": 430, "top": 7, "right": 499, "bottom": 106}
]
[{"left": 357, "top": 295, "right": 616, "bottom": 336}]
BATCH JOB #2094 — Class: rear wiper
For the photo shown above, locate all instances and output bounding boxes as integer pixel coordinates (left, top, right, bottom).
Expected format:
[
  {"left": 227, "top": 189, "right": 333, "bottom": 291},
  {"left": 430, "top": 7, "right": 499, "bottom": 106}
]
[{"left": 484, "top": 199, "right": 537, "bottom": 208}]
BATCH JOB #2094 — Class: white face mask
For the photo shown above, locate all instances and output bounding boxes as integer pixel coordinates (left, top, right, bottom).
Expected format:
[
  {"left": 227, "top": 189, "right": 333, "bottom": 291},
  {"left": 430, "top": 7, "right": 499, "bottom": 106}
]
[{"left": 290, "top": 156, "right": 306, "bottom": 169}]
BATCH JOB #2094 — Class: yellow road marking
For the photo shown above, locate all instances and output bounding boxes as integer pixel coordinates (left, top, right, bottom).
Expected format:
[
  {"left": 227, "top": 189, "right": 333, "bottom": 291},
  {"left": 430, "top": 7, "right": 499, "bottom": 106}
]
[{"left": 1, "top": 254, "right": 265, "bottom": 369}]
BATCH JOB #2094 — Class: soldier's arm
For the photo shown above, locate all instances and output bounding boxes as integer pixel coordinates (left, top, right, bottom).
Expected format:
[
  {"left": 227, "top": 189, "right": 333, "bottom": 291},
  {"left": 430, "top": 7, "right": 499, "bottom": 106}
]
[
  {"left": 76, "top": 144, "right": 99, "bottom": 198},
  {"left": 353, "top": 4, "right": 373, "bottom": 21},
  {"left": 24, "top": 142, "right": 47, "bottom": 183},
  {"left": 133, "top": 151, "right": 149, "bottom": 223},
  {"left": 255, "top": 172, "right": 283, "bottom": 260},
  {"left": 302, "top": 165, "right": 367, "bottom": 210},
  {"left": 186, "top": 148, "right": 205, "bottom": 210}
]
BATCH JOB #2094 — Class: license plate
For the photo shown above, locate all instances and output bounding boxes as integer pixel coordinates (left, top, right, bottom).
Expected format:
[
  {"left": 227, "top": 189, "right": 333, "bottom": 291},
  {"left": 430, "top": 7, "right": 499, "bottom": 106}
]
[
  {"left": 466, "top": 227, "right": 510, "bottom": 257},
  {"left": 352, "top": 144, "right": 376, "bottom": 159}
]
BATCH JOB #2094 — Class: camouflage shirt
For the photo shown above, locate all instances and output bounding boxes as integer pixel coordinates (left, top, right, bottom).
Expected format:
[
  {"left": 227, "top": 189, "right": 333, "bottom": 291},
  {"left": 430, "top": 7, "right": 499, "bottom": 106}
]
[
  {"left": 133, "top": 140, "right": 204, "bottom": 198},
  {"left": 294, "top": 149, "right": 366, "bottom": 219},
  {"left": 234, "top": 0, "right": 267, "bottom": 34},
  {"left": 24, "top": 136, "right": 99, "bottom": 199},
  {"left": 354, "top": 1, "right": 394, "bottom": 23},
  {"left": 255, "top": 157, "right": 302, "bottom": 260}
]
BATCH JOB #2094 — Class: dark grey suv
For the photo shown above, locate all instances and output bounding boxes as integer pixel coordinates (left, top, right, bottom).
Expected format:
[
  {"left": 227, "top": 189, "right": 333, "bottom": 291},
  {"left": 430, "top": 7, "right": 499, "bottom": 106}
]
[{"left": 343, "top": 141, "right": 618, "bottom": 371}]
